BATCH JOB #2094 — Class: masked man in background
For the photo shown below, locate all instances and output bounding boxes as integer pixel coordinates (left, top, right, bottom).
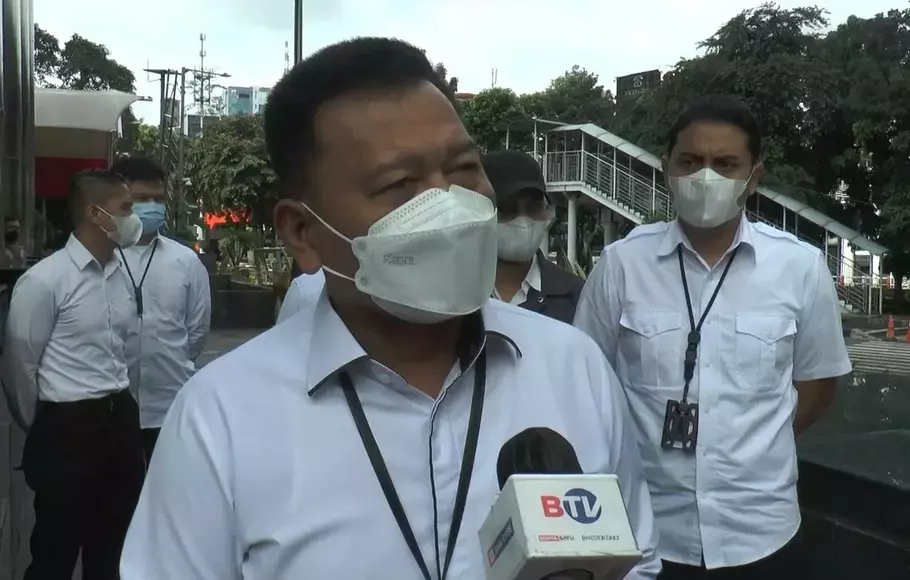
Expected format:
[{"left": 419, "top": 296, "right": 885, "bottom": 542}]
[
  {"left": 110, "top": 156, "right": 211, "bottom": 465},
  {"left": 482, "top": 150, "right": 584, "bottom": 324},
  {"left": 574, "top": 95, "right": 851, "bottom": 579},
  {"left": 3, "top": 169, "right": 146, "bottom": 580}
]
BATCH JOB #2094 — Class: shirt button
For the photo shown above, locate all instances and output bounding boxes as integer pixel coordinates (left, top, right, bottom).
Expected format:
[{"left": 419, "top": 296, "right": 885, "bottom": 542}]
[{"left": 644, "top": 326, "right": 653, "bottom": 334}]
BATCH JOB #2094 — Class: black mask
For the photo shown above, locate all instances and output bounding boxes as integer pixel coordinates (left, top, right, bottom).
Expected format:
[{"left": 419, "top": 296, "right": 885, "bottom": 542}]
[{"left": 5, "top": 231, "right": 19, "bottom": 244}]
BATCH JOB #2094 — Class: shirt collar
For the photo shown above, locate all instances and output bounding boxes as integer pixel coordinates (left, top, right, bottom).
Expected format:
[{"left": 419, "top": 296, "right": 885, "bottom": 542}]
[
  {"left": 656, "top": 213, "right": 756, "bottom": 263},
  {"left": 306, "top": 292, "right": 522, "bottom": 396},
  {"left": 65, "top": 234, "right": 123, "bottom": 275},
  {"left": 523, "top": 254, "right": 542, "bottom": 293}
]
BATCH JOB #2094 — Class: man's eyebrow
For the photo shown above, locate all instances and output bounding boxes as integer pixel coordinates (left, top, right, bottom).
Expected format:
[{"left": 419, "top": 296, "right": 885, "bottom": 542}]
[{"left": 446, "top": 140, "right": 479, "bottom": 159}]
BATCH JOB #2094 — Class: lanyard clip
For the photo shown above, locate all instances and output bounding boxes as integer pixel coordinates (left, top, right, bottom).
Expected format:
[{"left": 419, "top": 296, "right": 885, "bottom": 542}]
[{"left": 135, "top": 288, "right": 143, "bottom": 318}]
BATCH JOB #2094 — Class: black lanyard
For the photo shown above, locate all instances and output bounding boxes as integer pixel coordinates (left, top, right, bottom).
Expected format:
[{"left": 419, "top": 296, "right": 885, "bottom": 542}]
[
  {"left": 677, "top": 245, "right": 737, "bottom": 402},
  {"left": 119, "top": 238, "right": 159, "bottom": 318},
  {"left": 339, "top": 350, "right": 487, "bottom": 580}
]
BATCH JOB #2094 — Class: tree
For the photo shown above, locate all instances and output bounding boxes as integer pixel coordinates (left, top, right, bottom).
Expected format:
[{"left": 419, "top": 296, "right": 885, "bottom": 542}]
[
  {"left": 433, "top": 62, "right": 459, "bottom": 93},
  {"left": 522, "top": 66, "right": 615, "bottom": 129},
  {"left": 185, "top": 114, "right": 277, "bottom": 229},
  {"left": 461, "top": 88, "right": 525, "bottom": 152},
  {"left": 34, "top": 25, "right": 135, "bottom": 92}
]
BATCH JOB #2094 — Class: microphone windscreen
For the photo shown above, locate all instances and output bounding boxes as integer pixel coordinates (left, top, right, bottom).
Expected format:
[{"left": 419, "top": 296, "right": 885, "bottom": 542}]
[{"left": 495, "top": 427, "right": 582, "bottom": 490}]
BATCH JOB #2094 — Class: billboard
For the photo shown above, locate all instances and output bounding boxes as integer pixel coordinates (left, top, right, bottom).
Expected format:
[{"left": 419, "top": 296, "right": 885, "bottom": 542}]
[{"left": 616, "top": 70, "right": 661, "bottom": 99}]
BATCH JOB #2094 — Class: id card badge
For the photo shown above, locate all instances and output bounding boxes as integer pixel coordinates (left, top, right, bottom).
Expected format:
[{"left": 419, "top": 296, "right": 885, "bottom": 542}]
[{"left": 661, "top": 399, "right": 699, "bottom": 453}]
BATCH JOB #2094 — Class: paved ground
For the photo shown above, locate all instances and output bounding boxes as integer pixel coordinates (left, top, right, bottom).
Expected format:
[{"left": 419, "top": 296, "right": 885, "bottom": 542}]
[{"left": 846, "top": 338, "right": 910, "bottom": 375}]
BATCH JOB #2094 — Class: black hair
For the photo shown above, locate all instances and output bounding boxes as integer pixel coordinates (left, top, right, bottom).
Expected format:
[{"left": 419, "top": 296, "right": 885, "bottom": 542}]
[
  {"left": 264, "top": 37, "right": 455, "bottom": 197},
  {"left": 68, "top": 169, "right": 127, "bottom": 226},
  {"left": 667, "top": 95, "right": 762, "bottom": 162},
  {"left": 109, "top": 155, "right": 166, "bottom": 183}
]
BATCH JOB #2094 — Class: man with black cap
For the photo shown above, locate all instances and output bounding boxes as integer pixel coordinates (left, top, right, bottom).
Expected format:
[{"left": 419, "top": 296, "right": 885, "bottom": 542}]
[{"left": 482, "top": 150, "right": 585, "bottom": 324}]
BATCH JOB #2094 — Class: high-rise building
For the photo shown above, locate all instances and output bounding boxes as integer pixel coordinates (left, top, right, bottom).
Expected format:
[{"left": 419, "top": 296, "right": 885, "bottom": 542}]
[{"left": 226, "top": 86, "right": 271, "bottom": 115}]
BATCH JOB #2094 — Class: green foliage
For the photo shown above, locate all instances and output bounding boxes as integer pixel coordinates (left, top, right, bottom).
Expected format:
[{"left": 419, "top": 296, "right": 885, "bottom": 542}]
[
  {"left": 185, "top": 114, "right": 277, "bottom": 228},
  {"left": 34, "top": 25, "right": 135, "bottom": 92},
  {"left": 461, "top": 88, "right": 525, "bottom": 152}
]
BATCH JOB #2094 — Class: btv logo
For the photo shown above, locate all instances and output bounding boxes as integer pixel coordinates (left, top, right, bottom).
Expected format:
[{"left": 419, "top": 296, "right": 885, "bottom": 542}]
[{"left": 540, "top": 488, "right": 602, "bottom": 524}]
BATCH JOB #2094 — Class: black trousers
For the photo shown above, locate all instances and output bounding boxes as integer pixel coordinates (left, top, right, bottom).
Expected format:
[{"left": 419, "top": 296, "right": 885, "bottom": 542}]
[
  {"left": 141, "top": 427, "right": 161, "bottom": 467},
  {"left": 22, "top": 389, "right": 146, "bottom": 580},
  {"left": 658, "top": 530, "right": 804, "bottom": 580}
]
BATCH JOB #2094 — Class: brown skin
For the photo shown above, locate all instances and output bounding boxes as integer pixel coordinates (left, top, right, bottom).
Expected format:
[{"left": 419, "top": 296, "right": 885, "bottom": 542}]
[
  {"left": 273, "top": 81, "right": 493, "bottom": 397},
  {"left": 495, "top": 192, "right": 551, "bottom": 302},
  {"left": 128, "top": 178, "right": 167, "bottom": 246},
  {"left": 665, "top": 119, "right": 835, "bottom": 434},
  {"left": 74, "top": 182, "right": 134, "bottom": 265}
]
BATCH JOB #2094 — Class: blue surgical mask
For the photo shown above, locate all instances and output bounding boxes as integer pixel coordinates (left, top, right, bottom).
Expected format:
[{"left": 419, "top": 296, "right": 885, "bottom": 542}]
[{"left": 133, "top": 201, "right": 166, "bottom": 234}]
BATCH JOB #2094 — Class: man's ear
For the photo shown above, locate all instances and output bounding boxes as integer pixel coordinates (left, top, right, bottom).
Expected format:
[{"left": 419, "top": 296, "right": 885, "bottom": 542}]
[{"left": 274, "top": 198, "right": 322, "bottom": 274}]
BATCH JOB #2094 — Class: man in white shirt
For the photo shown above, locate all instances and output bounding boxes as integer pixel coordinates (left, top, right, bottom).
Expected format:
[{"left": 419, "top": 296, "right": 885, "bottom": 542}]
[
  {"left": 483, "top": 150, "right": 585, "bottom": 324},
  {"left": 574, "top": 95, "right": 852, "bottom": 579},
  {"left": 3, "top": 169, "right": 146, "bottom": 580},
  {"left": 110, "top": 156, "right": 212, "bottom": 464},
  {"left": 121, "top": 37, "right": 660, "bottom": 580},
  {"left": 276, "top": 269, "right": 326, "bottom": 324}
]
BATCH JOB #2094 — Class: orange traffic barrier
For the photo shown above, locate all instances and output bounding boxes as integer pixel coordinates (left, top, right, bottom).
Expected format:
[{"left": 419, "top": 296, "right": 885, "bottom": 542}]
[
  {"left": 887, "top": 315, "right": 896, "bottom": 340},
  {"left": 905, "top": 325, "right": 910, "bottom": 343}
]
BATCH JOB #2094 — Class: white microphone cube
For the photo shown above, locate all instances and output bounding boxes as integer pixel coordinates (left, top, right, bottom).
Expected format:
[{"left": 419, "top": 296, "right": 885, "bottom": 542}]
[{"left": 479, "top": 474, "right": 641, "bottom": 580}]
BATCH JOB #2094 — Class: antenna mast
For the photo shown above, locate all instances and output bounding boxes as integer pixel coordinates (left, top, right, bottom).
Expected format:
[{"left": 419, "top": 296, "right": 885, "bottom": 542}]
[{"left": 284, "top": 41, "right": 290, "bottom": 73}]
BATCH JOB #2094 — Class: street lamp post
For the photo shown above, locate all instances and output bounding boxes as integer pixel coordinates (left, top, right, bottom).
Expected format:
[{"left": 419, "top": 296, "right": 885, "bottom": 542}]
[{"left": 294, "top": 0, "right": 303, "bottom": 63}]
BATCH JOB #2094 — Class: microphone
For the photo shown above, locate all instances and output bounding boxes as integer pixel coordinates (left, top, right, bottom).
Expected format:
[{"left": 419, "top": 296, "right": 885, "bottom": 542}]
[{"left": 479, "top": 428, "right": 641, "bottom": 580}]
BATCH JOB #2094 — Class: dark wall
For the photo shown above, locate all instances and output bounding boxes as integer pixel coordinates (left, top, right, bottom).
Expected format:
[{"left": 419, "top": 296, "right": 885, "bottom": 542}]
[{"left": 799, "top": 460, "right": 910, "bottom": 579}]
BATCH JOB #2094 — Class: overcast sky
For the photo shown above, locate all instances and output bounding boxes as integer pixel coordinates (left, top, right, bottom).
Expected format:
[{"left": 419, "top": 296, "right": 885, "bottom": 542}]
[{"left": 35, "top": 0, "right": 902, "bottom": 125}]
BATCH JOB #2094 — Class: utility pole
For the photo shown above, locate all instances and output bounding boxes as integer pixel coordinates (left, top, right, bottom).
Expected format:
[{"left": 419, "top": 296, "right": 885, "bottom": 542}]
[
  {"left": 198, "top": 33, "right": 207, "bottom": 106},
  {"left": 293, "top": 0, "right": 303, "bottom": 63},
  {"left": 144, "top": 67, "right": 179, "bottom": 164},
  {"left": 177, "top": 68, "right": 188, "bottom": 233}
]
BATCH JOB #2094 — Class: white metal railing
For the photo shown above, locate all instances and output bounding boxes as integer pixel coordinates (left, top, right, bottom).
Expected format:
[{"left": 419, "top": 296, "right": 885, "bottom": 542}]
[
  {"left": 544, "top": 150, "right": 672, "bottom": 220},
  {"left": 543, "top": 149, "right": 882, "bottom": 314}
]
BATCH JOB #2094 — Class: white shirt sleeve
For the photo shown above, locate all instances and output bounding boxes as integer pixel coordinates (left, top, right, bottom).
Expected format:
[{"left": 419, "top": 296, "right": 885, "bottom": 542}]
[
  {"left": 185, "top": 256, "right": 212, "bottom": 361},
  {"left": 574, "top": 246, "right": 622, "bottom": 368},
  {"left": 792, "top": 252, "right": 852, "bottom": 381},
  {"left": 582, "top": 337, "right": 660, "bottom": 579},
  {"left": 1, "top": 274, "right": 56, "bottom": 430},
  {"left": 121, "top": 380, "right": 241, "bottom": 579}
]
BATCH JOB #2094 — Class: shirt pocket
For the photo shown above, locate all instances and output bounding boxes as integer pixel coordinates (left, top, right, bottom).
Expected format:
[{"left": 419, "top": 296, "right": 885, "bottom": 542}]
[
  {"left": 732, "top": 314, "right": 797, "bottom": 391},
  {"left": 618, "top": 310, "right": 683, "bottom": 387}
]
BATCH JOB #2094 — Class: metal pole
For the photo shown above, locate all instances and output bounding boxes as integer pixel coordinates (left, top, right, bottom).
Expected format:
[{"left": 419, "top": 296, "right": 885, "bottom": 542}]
[
  {"left": 176, "top": 68, "right": 188, "bottom": 233},
  {"left": 157, "top": 76, "right": 167, "bottom": 163},
  {"left": 293, "top": 0, "right": 303, "bottom": 63}
]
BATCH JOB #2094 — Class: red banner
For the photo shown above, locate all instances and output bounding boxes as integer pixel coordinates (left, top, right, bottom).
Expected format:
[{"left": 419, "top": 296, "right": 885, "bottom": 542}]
[{"left": 35, "top": 157, "right": 107, "bottom": 199}]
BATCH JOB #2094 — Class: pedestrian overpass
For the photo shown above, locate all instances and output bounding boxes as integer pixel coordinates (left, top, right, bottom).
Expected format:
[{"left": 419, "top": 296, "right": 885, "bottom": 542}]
[{"left": 540, "top": 123, "right": 888, "bottom": 315}]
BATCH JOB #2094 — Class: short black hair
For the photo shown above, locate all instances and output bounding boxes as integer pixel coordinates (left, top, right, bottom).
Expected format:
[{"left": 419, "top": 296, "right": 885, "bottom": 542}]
[
  {"left": 68, "top": 169, "right": 127, "bottom": 226},
  {"left": 109, "top": 155, "right": 166, "bottom": 183},
  {"left": 264, "top": 37, "right": 455, "bottom": 197},
  {"left": 667, "top": 95, "right": 762, "bottom": 162}
]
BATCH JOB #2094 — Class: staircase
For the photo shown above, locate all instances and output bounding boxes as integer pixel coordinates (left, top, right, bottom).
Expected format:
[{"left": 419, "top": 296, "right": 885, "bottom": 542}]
[{"left": 539, "top": 124, "right": 886, "bottom": 314}]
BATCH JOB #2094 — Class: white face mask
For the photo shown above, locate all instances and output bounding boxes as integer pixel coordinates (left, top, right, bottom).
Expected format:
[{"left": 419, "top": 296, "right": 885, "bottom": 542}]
[
  {"left": 303, "top": 185, "right": 499, "bottom": 324},
  {"left": 497, "top": 216, "right": 552, "bottom": 263},
  {"left": 669, "top": 168, "right": 752, "bottom": 228},
  {"left": 98, "top": 208, "right": 143, "bottom": 248}
]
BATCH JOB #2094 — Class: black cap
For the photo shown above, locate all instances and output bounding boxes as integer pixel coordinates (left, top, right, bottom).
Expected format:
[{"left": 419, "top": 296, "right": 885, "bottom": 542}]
[{"left": 482, "top": 150, "right": 549, "bottom": 208}]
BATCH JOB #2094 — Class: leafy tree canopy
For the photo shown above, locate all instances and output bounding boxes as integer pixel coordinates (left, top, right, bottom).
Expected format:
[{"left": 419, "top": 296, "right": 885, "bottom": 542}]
[{"left": 185, "top": 114, "right": 277, "bottom": 229}]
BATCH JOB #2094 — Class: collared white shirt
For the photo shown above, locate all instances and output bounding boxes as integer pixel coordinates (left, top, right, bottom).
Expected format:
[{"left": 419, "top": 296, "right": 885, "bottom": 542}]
[
  {"left": 120, "top": 235, "right": 212, "bottom": 429},
  {"left": 493, "top": 254, "right": 541, "bottom": 305},
  {"left": 2, "top": 234, "right": 136, "bottom": 429},
  {"left": 574, "top": 216, "right": 852, "bottom": 569},
  {"left": 276, "top": 270, "right": 327, "bottom": 324},
  {"left": 121, "top": 293, "right": 660, "bottom": 580}
]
